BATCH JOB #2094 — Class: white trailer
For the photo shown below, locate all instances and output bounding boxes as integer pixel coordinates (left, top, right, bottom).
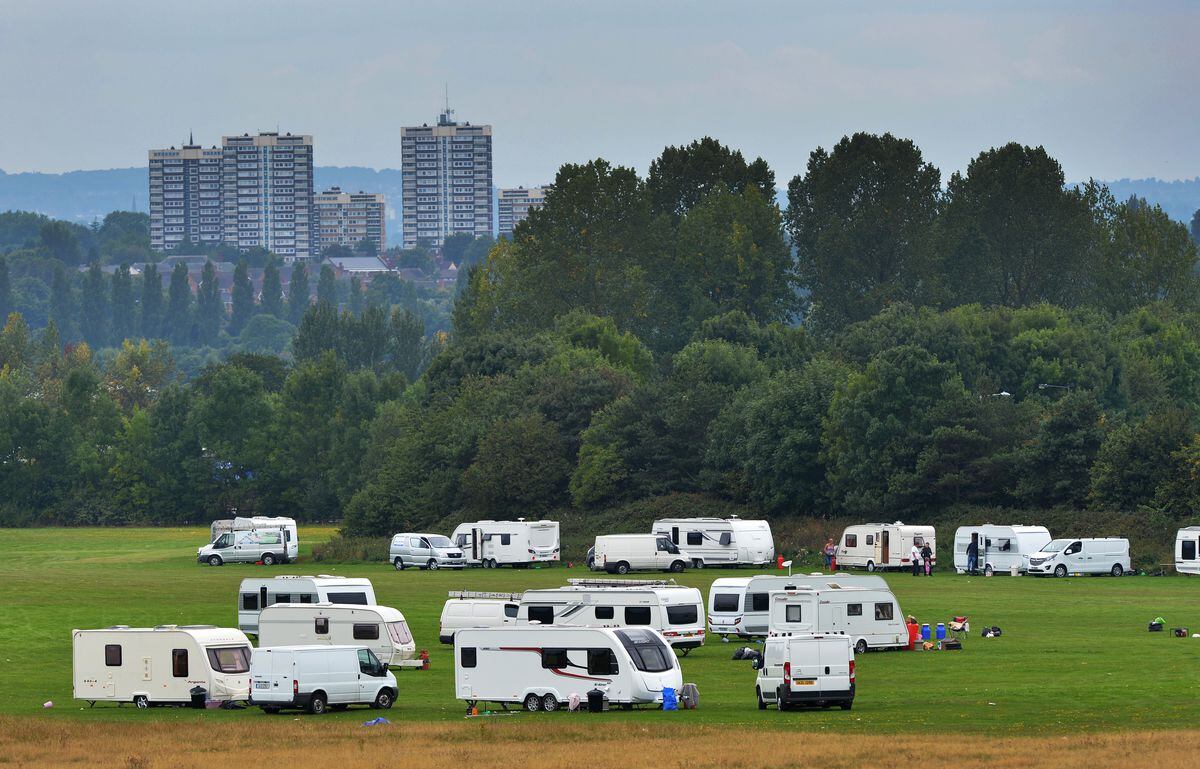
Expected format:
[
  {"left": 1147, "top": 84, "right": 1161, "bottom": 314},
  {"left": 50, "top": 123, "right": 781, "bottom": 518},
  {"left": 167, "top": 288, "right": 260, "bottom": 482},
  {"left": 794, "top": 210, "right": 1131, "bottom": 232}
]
[
  {"left": 835, "top": 522, "right": 936, "bottom": 572},
  {"left": 650, "top": 517, "right": 775, "bottom": 567},
  {"left": 767, "top": 586, "right": 907, "bottom": 654},
  {"left": 237, "top": 576, "right": 376, "bottom": 633},
  {"left": 1176, "top": 527, "right": 1200, "bottom": 575},
  {"left": 451, "top": 519, "right": 560, "bottom": 568},
  {"left": 454, "top": 626, "right": 682, "bottom": 711},
  {"left": 707, "top": 574, "right": 889, "bottom": 638},
  {"left": 517, "top": 579, "right": 705, "bottom": 651},
  {"left": 1026, "top": 538, "right": 1131, "bottom": 577},
  {"left": 953, "top": 525, "right": 1051, "bottom": 575},
  {"left": 210, "top": 516, "right": 299, "bottom": 560},
  {"left": 439, "top": 591, "right": 523, "bottom": 643},
  {"left": 73, "top": 625, "right": 253, "bottom": 707},
  {"left": 257, "top": 603, "right": 418, "bottom": 666}
]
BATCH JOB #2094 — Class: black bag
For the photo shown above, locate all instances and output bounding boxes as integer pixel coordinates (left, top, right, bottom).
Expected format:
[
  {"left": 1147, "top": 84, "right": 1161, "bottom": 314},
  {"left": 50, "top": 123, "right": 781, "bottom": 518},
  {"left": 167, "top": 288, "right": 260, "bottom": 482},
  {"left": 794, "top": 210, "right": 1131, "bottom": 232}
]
[
  {"left": 941, "top": 638, "right": 962, "bottom": 650},
  {"left": 1148, "top": 622, "right": 1164, "bottom": 632}
]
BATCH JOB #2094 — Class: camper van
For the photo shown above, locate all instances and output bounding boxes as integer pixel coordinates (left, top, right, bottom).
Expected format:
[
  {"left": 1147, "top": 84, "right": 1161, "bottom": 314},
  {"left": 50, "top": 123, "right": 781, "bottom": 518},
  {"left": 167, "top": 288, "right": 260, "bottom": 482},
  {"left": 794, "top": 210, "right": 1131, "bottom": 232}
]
[
  {"left": 592, "top": 534, "right": 693, "bottom": 574},
  {"left": 439, "top": 592, "right": 523, "bottom": 643},
  {"left": 1176, "top": 527, "right": 1200, "bottom": 575},
  {"left": 756, "top": 635, "right": 855, "bottom": 711},
  {"left": 237, "top": 576, "right": 376, "bottom": 633},
  {"left": 198, "top": 527, "right": 293, "bottom": 567},
  {"left": 1025, "top": 538, "right": 1131, "bottom": 577},
  {"left": 73, "top": 625, "right": 253, "bottom": 707},
  {"left": 389, "top": 532, "right": 466, "bottom": 570},
  {"left": 650, "top": 517, "right": 775, "bottom": 567},
  {"left": 208, "top": 516, "right": 299, "bottom": 560},
  {"left": 249, "top": 645, "right": 396, "bottom": 714},
  {"left": 516, "top": 579, "right": 705, "bottom": 650},
  {"left": 707, "top": 574, "right": 889, "bottom": 638},
  {"left": 451, "top": 519, "right": 560, "bottom": 568},
  {"left": 835, "top": 523, "right": 936, "bottom": 572},
  {"left": 766, "top": 586, "right": 906, "bottom": 654},
  {"left": 454, "top": 626, "right": 682, "bottom": 711},
  {"left": 257, "top": 604, "right": 416, "bottom": 665},
  {"left": 953, "top": 525, "right": 1052, "bottom": 575}
]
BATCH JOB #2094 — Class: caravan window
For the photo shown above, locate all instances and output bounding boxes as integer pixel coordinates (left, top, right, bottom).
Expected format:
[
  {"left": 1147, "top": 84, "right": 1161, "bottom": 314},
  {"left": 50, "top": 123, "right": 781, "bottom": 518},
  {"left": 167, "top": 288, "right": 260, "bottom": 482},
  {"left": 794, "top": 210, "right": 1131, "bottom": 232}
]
[
  {"left": 595, "top": 606, "right": 614, "bottom": 620},
  {"left": 528, "top": 606, "right": 555, "bottom": 625},
  {"left": 353, "top": 623, "right": 380, "bottom": 640},
  {"left": 172, "top": 649, "right": 188, "bottom": 678},
  {"left": 875, "top": 603, "right": 895, "bottom": 621},
  {"left": 207, "top": 646, "right": 250, "bottom": 673},
  {"left": 785, "top": 606, "right": 802, "bottom": 623},
  {"left": 750, "top": 593, "right": 770, "bottom": 612},
  {"left": 241, "top": 593, "right": 258, "bottom": 611},
  {"left": 713, "top": 593, "right": 739, "bottom": 612},
  {"left": 1183, "top": 540, "right": 1197, "bottom": 560},
  {"left": 105, "top": 644, "right": 122, "bottom": 667},
  {"left": 615, "top": 629, "right": 673, "bottom": 673},
  {"left": 845, "top": 534, "right": 858, "bottom": 548},
  {"left": 666, "top": 605, "right": 698, "bottom": 625},
  {"left": 866, "top": 534, "right": 874, "bottom": 546},
  {"left": 460, "top": 647, "right": 476, "bottom": 668},
  {"left": 500, "top": 534, "right": 512, "bottom": 546},
  {"left": 299, "top": 594, "right": 313, "bottom": 603},
  {"left": 686, "top": 532, "right": 703, "bottom": 546},
  {"left": 504, "top": 604, "right": 519, "bottom": 618},
  {"left": 542, "top": 649, "right": 569, "bottom": 669},
  {"left": 314, "top": 618, "right": 329, "bottom": 634},
  {"left": 274, "top": 593, "right": 290, "bottom": 604},
  {"left": 913, "top": 536, "right": 925, "bottom": 546},
  {"left": 327, "top": 592, "right": 368, "bottom": 605},
  {"left": 847, "top": 603, "right": 863, "bottom": 617},
  {"left": 587, "top": 648, "right": 618, "bottom": 676},
  {"left": 625, "top": 607, "right": 652, "bottom": 625},
  {"left": 387, "top": 622, "right": 413, "bottom": 645}
]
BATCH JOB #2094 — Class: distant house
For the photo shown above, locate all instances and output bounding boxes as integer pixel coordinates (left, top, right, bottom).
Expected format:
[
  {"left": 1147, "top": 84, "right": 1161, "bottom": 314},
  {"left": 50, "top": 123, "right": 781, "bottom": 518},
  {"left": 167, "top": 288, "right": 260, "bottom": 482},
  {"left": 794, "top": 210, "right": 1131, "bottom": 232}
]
[{"left": 323, "top": 255, "right": 392, "bottom": 277}]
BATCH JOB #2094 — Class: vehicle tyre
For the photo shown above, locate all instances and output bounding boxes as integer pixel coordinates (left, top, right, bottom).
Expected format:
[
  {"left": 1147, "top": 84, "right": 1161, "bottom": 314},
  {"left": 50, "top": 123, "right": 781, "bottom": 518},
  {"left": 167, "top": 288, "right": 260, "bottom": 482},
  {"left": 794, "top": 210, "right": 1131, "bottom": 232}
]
[
  {"left": 1111, "top": 563, "right": 1124, "bottom": 577},
  {"left": 523, "top": 693, "right": 542, "bottom": 712},
  {"left": 541, "top": 693, "right": 559, "bottom": 712},
  {"left": 615, "top": 562, "right": 630, "bottom": 575},
  {"left": 395, "top": 557, "right": 407, "bottom": 571},
  {"left": 757, "top": 688, "right": 766, "bottom": 710},
  {"left": 207, "top": 555, "right": 223, "bottom": 567},
  {"left": 670, "top": 560, "right": 686, "bottom": 573},
  {"left": 866, "top": 561, "right": 876, "bottom": 573},
  {"left": 133, "top": 695, "right": 148, "bottom": 709},
  {"left": 308, "top": 692, "right": 327, "bottom": 715},
  {"left": 841, "top": 702, "right": 853, "bottom": 711},
  {"left": 428, "top": 559, "right": 439, "bottom": 571},
  {"left": 776, "top": 689, "right": 790, "bottom": 711},
  {"left": 855, "top": 639, "right": 868, "bottom": 655},
  {"left": 984, "top": 564, "right": 994, "bottom": 577},
  {"left": 694, "top": 560, "right": 705, "bottom": 569},
  {"left": 1054, "top": 564, "right": 1067, "bottom": 578},
  {"left": 261, "top": 553, "right": 276, "bottom": 566},
  {"left": 372, "top": 689, "right": 394, "bottom": 710}
]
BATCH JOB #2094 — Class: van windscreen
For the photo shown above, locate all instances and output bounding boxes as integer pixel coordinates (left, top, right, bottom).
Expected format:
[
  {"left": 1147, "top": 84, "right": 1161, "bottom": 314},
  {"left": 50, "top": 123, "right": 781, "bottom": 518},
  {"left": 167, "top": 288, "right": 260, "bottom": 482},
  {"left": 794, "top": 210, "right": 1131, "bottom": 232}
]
[
  {"left": 207, "top": 646, "right": 251, "bottom": 673},
  {"left": 615, "top": 629, "right": 674, "bottom": 673},
  {"left": 713, "top": 593, "right": 739, "bottom": 612}
]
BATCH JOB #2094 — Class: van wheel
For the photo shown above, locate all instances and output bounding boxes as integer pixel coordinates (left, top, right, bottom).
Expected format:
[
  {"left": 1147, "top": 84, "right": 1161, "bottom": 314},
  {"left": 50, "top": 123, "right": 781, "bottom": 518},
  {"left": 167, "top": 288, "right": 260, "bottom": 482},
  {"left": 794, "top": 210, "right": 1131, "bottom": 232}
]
[
  {"left": 757, "top": 689, "right": 766, "bottom": 710},
  {"left": 855, "top": 639, "right": 868, "bottom": 655},
  {"left": 1054, "top": 565, "right": 1067, "bottom": 578},
  {"left": 394, "top": 558, "right": 405, "bottom": 571},
  {"left": 133, "top": 695, "right": 148, "bottom": 709},
  {"left": 670, "top": 560, "right": 686, "bottom": 573},
  {"left": 261, "top": 553, "right": 276, "bottom": 566},
  {"left": 841, "top": 702, "right": 853, "bottom": 711},
  {"left": 984, "top": 564, "right": 994, "bottom": 576},
  {"left": 427, "top": 559, "right": 439, "bottom": 571},
  {"left": 523, "top": 693, "right": 542, "bottom": 712},
  {"left": 615, "top": 562, "right": 630, "bottom": 575},
  {"left": 207, "top": 555, "right": 222, "bottom": 567},
  {"left": 308, "top": 692, "right": 327, "bottom": 715},
  {"left": 776, "top": 689, "right": 790, "bottom": 711},
  {"left": 372, "top": 689, "right": 394, "bottom": 710},
  {"left": 866, "top": 561, "right": 876, "bottom": 572},
  {"left": 694, "top": 560, "right": 705, "bottom": 569},
  {"left": 1111, "top": 563, "right": 1124, "bottom": 577},
  {"left": 541, "top": 693, "right": 559, "bottom": 712}
]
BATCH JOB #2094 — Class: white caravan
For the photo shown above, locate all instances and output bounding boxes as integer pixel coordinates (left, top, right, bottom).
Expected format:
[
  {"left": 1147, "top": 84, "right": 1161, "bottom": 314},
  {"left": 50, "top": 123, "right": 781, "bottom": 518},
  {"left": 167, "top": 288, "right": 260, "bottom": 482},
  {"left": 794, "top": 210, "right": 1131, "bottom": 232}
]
[
  {"left": 237, "top": 576, "right": 376, "bottom": 633},
  {"left": 209, "top": 516, "right": 299, "bottom": 559},
  {"left": 1025, "top": 538, "right": 1131, "bottom": 577},
  {"left": 650, "top": 517, "right": 775, "bottom": 567},
  {"left": 756, "top": 635, "right": 855, "bottom": 711},
  {"left": 257, "top": 604, "right": 416, "bottom": 665},
  {"left": 836, "top": 523, "right": 936, "bottom": 572},
  {"left": 708, "top": 574, "right": 889, "bottom": 638},
  {"left": 73, "top": 625, "right": 253, "bottom": 707},
  {"left": 451, "top": 519, "right": 560, "bottom": 568},
  {"left": 1176, "top": 527, "right": 1200, "bottom": 575},
  {"left": 593, "top": 534, "right": 693, "bottom": 574},
  {"left": 516, "top": 579, "right": 705, "bottom": 651},
  {"left": 439, "top": 591, "right": 523, "bottom": 643},
  {"left": 766, "top": 585, "right": 906, "bottom": 654},
  {"left": 249, "top": 645, "right": 396, "bottom": 714},
  {"left": 953, "top": 525, "right": 1052, "bottom": 575},
  {"left": 454, "top": 626, "right": 682, "bottom": 711}
]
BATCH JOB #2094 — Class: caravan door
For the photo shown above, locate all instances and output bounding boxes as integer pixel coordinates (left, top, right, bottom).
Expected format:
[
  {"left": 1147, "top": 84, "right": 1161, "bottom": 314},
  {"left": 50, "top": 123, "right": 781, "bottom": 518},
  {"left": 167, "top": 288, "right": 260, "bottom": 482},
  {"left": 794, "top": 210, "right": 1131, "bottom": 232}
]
[
  {"left": 472, "top": 528, "right": 483, "bottom": 562},
  {"left": 879, "top": 530, "right": 891, "bottom": 567}
]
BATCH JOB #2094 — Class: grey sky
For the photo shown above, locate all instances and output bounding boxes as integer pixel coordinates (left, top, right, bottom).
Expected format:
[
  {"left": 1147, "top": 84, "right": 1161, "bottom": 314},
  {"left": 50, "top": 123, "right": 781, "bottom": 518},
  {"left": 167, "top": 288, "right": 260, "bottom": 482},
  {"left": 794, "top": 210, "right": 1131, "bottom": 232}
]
[{"left": 1, "top": 0, "right": 1196, "bottom": 185}]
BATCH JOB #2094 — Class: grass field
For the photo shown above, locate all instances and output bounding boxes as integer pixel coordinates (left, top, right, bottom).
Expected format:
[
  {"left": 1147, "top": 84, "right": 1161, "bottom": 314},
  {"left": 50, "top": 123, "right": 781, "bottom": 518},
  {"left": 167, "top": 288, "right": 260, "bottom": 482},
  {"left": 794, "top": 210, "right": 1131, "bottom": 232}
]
[{"left": 4, "top": 526, "right": 1200, "bottom": 739}]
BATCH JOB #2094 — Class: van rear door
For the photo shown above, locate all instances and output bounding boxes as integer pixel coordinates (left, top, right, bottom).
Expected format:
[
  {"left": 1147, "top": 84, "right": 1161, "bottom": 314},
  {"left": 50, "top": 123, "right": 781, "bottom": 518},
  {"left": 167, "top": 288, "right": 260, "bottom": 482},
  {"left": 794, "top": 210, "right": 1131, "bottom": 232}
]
[
  {"left": 788, "top": 638, "right": 820, "bottom": 693},
  {"left": 817, "top": 638, "right": 851, "bottom": 694}
]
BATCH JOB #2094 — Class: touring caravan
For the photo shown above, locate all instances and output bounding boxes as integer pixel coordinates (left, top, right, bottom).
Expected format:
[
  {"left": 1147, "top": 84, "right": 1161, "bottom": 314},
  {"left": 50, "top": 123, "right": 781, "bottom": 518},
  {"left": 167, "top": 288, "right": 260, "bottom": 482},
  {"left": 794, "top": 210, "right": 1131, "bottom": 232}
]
[
  {"left": 592, "top": 534, "right": 693, "bottom": 574},
  {"left": 756, "top": 635, "right": 855, "bottom": 711},
  {"left": 454, "top": 626, "right": 682, "bottom": 711},
  {"left": 73, "top": 625, "right": 253, "bottom": 707},
  {"left": 1026, "top": 538, "right": 1131, "bottom": 577},
  {"left": 953, "top": 525, "right": 1052, "bottom": 575},
  {"left": 249, "top": 645, "right": 396, "bottom": 714},
  {"left": 767, "top": 586, "right": 907, "bottom": 654},
  {"left": 835, "top": 523, "right": 936, "bottom": 572},
  {"left": 439, "top": 591, "right": 523, "bottom": 643},
  {"left": 257, "top": 604, "right": 417, "bottom": 665},
  {"left": 516, "top": 579, "right": 705, "bottom": 650},
  {"left": 1177, "top": 527, "right": 1200, "bottom": 575},
  {"left": 389, "top": 532, "right": 466, "bottom": 570},
  {"left": 208, "top": 516, "right": 299, "bottom": 560},
  {"left": 451, "top": 519, "right": 560, "bottom": 568},
  {"left": 707, "top": 574, "right": 889, "bottom": 638},
  {"left": 237, "top": 576, "right": 376, "bottom": 633},
  {"left": 650, "top": 517, "right": 775, "bottom": 567}
]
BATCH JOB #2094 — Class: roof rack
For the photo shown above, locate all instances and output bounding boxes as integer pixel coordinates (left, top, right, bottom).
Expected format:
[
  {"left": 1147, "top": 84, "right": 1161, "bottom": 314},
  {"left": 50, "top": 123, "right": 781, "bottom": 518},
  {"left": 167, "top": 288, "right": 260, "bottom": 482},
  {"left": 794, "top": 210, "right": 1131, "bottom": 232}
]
[
  {"left": 448, "top": 590, "right": 525, "bottom": 601},
  {"left": 566, "top": 578, "right": 677, "bottom": 588}
]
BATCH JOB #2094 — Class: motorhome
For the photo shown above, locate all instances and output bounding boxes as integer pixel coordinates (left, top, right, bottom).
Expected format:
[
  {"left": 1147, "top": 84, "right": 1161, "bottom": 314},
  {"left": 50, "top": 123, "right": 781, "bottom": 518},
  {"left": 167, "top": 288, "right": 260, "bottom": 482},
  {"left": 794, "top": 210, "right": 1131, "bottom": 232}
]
[
  {"left": 451, "top": 519, "right": 560, "bottom": 568},
  {"left": 835, "top": 523, "right": 936, "bottom": 572},
  {"left": 1176, "top": 527, "right": 1200, "bottom": 575},
  {"left": 198, "top": 527, "right": 293, "bottom": 567},
  {"left": 707, "top": 574, "right": 889, "bottom": 638},
  {"left": 209, "top": 516, "right": 299, "bottom": 560},
  {"left": 439, "top": 591, "right": 523, "bottom": 643},
  {"left": 73, "top": 625, "right": 253, "bottom": 707},
  {"left": 516, "top": 579, "right": 705, "bottom": 651},
  {"left": 389, "top": 532, "right": 466, "bottom": 570},
  {"left": 1025, "top": 538, "right": 1131, "bottom": 577},
  {"left": 249, "top": 645, "right": 396, "bottom": 714},
  {"left": 237, "top": 576, "right": 376, "bottom": 633},
  {"left": 766, "top": 586, "right": 907, "bottom": 654},
  {"left": 756, "top": 635, "right": 855, "bottom": 711},
  {"left": 953, "top": 525, "right": 1052, "bottom": 575},
  {"left": 454, "top": 626, "right": 682, "bottom": 711},
  {"left": 257, "top": 604, "right": 417, "bottom": 666},
  {"left": 650, "top": 517, "right": 775, "bottom": 567},
  {"left": 592, "top": 534, "right": 693, "bottom": 574}
]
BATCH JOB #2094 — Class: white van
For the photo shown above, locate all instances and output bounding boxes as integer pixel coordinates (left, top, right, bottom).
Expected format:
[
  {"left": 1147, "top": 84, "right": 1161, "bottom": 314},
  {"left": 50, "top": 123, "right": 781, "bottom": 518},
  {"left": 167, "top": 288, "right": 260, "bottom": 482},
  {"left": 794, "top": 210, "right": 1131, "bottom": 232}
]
[
  {"left": 454, "top": 626, "right": 682, "bottom": 711},
  {"left": 389, "top": 532, "right": 466, "bottom": 570},
  {"left": 954, "top": 525, "right": 1051, "bottom": 575},
  {"left": 836, "top": 523, "right": 935, "bottom": 572},
  {"left": 707, "top": 574, "right": 889, "bottom": 638},
  {"left": 1175, "top": 527, "right": 1200, "bottom": 575},
  {"left": 1026, "top": 538, "right": 1131, "bottom": 577},
  {"left": 73, "top": 625, "right": 253, "bottom": 707},
  {"left": 451, "top": 519, "right": 560, "bottom": 568},
  {"left": 257, "top": 604, "right": 416, "bottom": 665},
  {"left": 517, "top": 579, "right": 705, "bottom": 651},
  {"left": 593, "top": 534, "right": 693, "bottom": 574},
  {"left": 198, "top": 527, "right": 291, "bottom": 567},
  {"left": 756, "top": 635, "right": 855, "bottom": 711},
  {"left": 249, "top": 645, "right": 396, "bottom": 714},
  {"left": 767, "top": 585, "right": 906, "bottom": 654},
  {"left": 238, "top": 576, "right": 376, "bottom": 633},
  {"left": 439, "top": 591, "right": 522, "bottom": 643},
  {"left": 650, "top": 517, "right": 775, "bottom": 567},
  {"left": 208, "top": 516, "right": 299, "bottom": 561}
]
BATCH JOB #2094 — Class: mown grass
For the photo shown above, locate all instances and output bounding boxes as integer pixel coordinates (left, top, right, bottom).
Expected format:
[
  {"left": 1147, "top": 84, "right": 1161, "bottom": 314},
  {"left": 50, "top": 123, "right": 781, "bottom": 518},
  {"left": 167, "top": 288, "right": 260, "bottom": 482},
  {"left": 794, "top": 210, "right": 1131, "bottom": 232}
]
[{"left": 4, "top": 526, "right": 1200, "bottom": 735}]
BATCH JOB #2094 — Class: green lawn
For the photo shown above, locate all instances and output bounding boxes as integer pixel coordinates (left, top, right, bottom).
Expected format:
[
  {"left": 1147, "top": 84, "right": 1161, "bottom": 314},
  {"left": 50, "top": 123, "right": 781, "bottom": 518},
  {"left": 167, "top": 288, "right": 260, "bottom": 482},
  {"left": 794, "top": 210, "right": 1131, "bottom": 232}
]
[{"left": 4, "top": 526, "right": 1199, "bottom": 733}]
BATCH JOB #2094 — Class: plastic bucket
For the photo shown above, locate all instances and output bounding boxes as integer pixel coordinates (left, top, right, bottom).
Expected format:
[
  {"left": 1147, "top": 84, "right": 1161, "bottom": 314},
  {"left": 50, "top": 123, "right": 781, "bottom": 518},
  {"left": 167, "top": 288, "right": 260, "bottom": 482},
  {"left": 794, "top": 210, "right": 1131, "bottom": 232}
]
[
  {"left": 936, "top": 623, "right": 946, "bottom": 640},
  {"left": 921, "top": 623, "right": 931, "bottom": 641}
]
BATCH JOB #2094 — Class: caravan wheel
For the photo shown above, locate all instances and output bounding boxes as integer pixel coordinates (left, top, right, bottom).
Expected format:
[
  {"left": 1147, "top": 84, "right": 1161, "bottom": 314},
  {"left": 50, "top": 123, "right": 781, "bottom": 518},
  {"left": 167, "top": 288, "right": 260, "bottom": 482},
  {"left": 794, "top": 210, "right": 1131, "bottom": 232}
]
[
  {"left": 133, "top": 695, "right": 148, "bottom": 709},
  {"left": 523, "top": 693, "right": 542, "bottom": 712},
  {"left": 984, "top": 564, "right": 994, "bottom": 577},
  {"left": 866, "top": 561, "right": 876, "bottom": 572},
  {"left": 541, "top": 693, "right": 559, "bottom": 712},
  {"left": 854, "top": 639, "right": 868, "bottom": 655}
]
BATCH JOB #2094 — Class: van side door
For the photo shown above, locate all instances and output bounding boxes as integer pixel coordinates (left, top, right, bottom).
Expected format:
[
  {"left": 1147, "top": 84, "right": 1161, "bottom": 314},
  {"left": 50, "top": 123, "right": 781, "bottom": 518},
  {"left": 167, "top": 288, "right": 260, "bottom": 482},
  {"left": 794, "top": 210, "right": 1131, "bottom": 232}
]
[{"left": 1063, "top": 541, "right": 1084, "bottom": 572}]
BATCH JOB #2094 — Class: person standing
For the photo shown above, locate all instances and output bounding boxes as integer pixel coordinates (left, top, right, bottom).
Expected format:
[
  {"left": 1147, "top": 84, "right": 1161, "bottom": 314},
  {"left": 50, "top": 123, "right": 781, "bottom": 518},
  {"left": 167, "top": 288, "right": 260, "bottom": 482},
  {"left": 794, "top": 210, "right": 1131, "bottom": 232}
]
[
  {"left": 823, "top": 538, "right": 837, "bottom": 571},
  {"left": 966, "top": 534, "right": 979, "bottom": 575},
  {"left": 910, "top": 542, "right": 922, "bottom": 576},
  {"left": 921, "top": 542, "right": 934, "bottom": 576}
]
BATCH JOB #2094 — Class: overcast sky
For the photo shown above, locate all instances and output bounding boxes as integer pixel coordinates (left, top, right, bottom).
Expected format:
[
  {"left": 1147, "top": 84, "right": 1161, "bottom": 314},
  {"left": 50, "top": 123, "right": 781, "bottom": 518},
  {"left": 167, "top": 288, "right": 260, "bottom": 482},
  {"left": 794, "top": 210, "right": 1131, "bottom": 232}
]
[{"left": 1, "top": 0, "right": 1196, "bottom": 185}]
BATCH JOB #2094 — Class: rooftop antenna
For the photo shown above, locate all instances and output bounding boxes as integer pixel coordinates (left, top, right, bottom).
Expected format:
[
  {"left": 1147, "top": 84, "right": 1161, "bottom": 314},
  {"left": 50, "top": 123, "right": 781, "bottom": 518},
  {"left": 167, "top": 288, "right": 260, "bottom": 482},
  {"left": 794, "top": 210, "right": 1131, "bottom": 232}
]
[
  {"left": 440, "top": 83, "right": 455, "bottom": 125},
  {"left": 188, "top": 129, "right": 193, "bottom": 146}
]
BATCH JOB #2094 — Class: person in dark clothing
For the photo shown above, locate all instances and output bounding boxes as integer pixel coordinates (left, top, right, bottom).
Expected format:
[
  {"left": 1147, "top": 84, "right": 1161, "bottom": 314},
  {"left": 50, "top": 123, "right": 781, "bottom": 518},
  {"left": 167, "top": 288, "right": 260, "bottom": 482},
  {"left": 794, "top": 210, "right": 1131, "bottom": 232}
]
[
  {"left": 921, "top": 543, "right": 934, "bottom": 576},
  {"left": 966, "top": 535, "right": 979, "bottom": 575}
]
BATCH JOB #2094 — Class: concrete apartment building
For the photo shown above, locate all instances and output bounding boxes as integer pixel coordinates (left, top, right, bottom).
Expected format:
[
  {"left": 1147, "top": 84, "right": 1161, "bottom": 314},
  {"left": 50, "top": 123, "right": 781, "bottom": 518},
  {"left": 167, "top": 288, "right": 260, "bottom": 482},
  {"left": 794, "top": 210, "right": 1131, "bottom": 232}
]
[
  {"left": 314, "top": 187, "right": 387, "bottom": 254},
  {"left": 148, "top": 139, "right": 224, "bottom": 252},
  {"left": 497, "top": 186, "right": 547, "bottom": 238},
  {"left": 400, "top": 110, "right": 493, "bottom": 249},
  {"left": 221, "top": 132, "right": 315, "bottom": 262}
]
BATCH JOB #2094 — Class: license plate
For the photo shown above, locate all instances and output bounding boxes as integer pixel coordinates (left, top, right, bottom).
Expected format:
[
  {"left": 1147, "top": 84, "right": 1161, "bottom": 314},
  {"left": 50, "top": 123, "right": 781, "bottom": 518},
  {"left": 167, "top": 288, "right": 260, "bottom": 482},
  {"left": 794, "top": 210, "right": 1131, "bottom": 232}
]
[
  {"left": 794, "top": 680, "right": 816, "bottom": 686},
  {"left": 254, "top": 680, "right": 271, "bottom": 689}
]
